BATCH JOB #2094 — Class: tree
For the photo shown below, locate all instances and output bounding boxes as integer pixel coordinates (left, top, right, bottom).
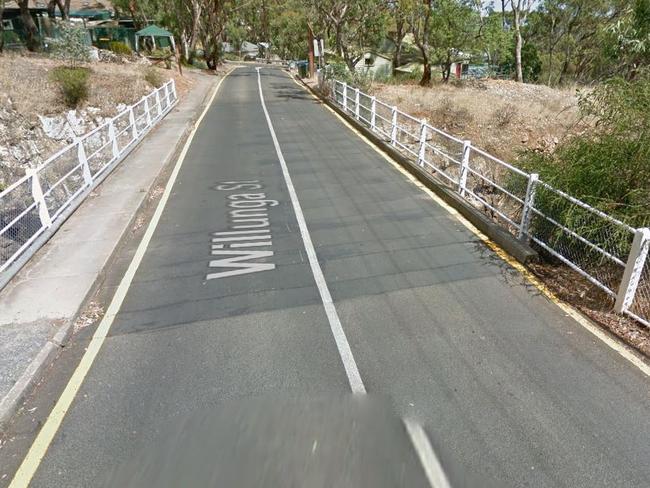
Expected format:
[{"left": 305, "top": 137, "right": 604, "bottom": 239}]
[
  {"left": 200, "top": 0, "right": 232, "bottom": 69},
  {"left": 310, "top": 0, "right": 388, "bottom": 72},
  {"left": 47, "top": 0, "right": 70, "bottom": 20},
  {"left": 511, "top": 0, "right": 533, "bottom": 82},
  {"left": 480, "top": 9, "right": 513, "bottom": 68},
  {"left": 428, "top": 0, "right": 481, "bottom": 82},
  {"left": 407, "top": 0, "right": 434, "bottom": 85},
  {"left": 48, "top": 21, "right": 90, "bottom": 65},
  {"left": 608, "top": 0, "right": 650, "bottom": 80},
  {"left": 387, "top": 0, "right": 408, "bottom": 75},
  {"left": 18, "top": 0, "right": 39, "bottom": 51},
  {"left": 270, "top": 2, "right": 308, "bottom": 60},
  {"left": 0, "top": 0, "right": 5, "bottom": 53}
]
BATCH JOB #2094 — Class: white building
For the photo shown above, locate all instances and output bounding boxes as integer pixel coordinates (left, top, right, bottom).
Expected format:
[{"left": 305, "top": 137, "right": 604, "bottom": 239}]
[{"left": 353, "top": 51, "right": 392, "bottom": 78}]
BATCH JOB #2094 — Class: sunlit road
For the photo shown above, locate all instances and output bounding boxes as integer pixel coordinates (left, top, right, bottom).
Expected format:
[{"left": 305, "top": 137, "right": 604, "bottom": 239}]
[{"left": 4, "top": 66, "right": 649, "bottom": 487}]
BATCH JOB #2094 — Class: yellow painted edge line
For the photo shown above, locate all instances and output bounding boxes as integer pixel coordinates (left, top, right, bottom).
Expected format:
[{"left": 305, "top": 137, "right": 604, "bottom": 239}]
[
  {"left": 8, "top": 68, "right": 238, "bottom": 488},
  {"left": 289, "top": 74, "right": 650, "bottom": 378}
]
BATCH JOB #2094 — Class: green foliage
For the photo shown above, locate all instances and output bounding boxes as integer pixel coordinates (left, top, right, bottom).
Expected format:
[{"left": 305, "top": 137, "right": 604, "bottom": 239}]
[
  {"left": 519, "top": 69, "right": 650, "bottom": 228},
  {"left": 520, "top": 42, "right": 542, "bottom": 82},
  {"left": 270, "top": 5, "right": 308, "bottom": 60},
  {"left": 144, "top": 67, "right": 164, "bottom": 87},
  {"left": 481, "top": 10, "right": 514, "bottom": 68},
  {"left": 2, "top": 30, "right": 23, "bottom": 46},
  {"left": 108, "top": 41, "right": 132, "bottom": 55},
  {"left": 427, "top": 0, "right": 481, "bottom": 81},
  {"left": 47, "top": 22, "right": 90, "bottom": 66},
  {"left": 325, "top": 62, "right": 373, "bottom": 92},
  {"left": 50, "top": 66, "right": 90, "bottom": 108}
]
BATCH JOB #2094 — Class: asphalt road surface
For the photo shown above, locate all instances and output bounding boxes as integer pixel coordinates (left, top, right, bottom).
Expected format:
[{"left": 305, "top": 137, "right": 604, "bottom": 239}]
[{"left": 5, "top": 66, "right": 650, "bottom": 487}]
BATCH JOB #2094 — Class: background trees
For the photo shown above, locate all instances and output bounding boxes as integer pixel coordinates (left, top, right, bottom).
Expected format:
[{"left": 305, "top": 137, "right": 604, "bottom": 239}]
[{"left": 4, "top": 0, "right": 649, "bottom": 87}]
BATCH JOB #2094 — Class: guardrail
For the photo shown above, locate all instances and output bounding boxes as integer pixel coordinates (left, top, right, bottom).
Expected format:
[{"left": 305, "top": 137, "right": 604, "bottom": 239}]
[
  {"left": 0, "top": 79, "right": 178, "bottom": 286},
  {"left": 322, "top": 76, "right": 650, "bottom": 328}
]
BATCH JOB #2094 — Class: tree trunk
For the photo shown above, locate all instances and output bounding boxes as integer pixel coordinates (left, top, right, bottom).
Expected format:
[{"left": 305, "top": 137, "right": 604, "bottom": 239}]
[
  {"left": 334, "top": 22, "right": 343, "bottom": 58},
  {"left": 341, "top": 44, "right": 356, "bottom": 73},
  {"left": 19, "top": 0, "right": 39, "bottom": 51},
  {"left": 47, "top": 0, "right": 56, "bottom": 18},
  {"left": 181, "top": 31, "right": 189, "bottom": 61},
  {"left": 417, "top": 42, "right": 431, "bottom": 86},
  {"left": 442, "top": 54, "right": 452, "bottom": 82},
  {"left": 0, "top": 0, "right": 4, "bottom": 53},
  {"left": 420, "top": 63, "right": 431, "bottom": 86},
  {"left": 308, "top": 24, "right": 315, "bottom": 76},
  {"left": 392, "top": 43, "right": 402, "bottom": 77},
  {"left": 514, "top": 8, "right": 523, "bottom": 82},
  {"left": 188, "top": 0, "right": 201, "bottom": 63},
  {"left": 391, "top": 17, "right": 405, "bottom": 76}
]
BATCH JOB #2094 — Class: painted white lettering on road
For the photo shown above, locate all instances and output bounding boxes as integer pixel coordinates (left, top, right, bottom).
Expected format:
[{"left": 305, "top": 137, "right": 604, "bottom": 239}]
[{"left": 206, "top": 180, "right": 277, "bottom": 280}]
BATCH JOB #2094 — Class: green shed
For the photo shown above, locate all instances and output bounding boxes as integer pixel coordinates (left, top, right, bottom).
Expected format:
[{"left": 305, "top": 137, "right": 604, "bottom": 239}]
[{"left": 135, "top": 24, "right": 175, "bottom": 53}]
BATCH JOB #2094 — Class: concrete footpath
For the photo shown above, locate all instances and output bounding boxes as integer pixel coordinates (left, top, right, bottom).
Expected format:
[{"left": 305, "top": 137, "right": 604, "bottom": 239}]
[{"left": 0, "top": 70, "right": 219, "bottom": 427}]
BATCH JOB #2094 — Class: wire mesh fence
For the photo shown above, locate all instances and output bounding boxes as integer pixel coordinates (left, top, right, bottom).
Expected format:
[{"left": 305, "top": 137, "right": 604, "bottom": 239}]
[
  {"left": 628, "top": 253, "right": 650, "bottom": 324},
  {"left": 324, "top": 77, "right": 649, "bottom": 327},
  {"left": 0, "top": 79, "right": 178, "bottom": 279}
]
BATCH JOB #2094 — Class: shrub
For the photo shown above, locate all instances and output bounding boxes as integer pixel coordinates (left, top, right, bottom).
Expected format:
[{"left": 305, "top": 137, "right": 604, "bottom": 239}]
[
  {"left": 324, "top": 62, "right": 373, "bottom": 92},
  {"left": 50, "top": 66, "right": 90, "bottom": 107},
  {"left": 47, "top": 22, "right": 90, "bottom": 66},
  {"left": 108, "top": 41, "right": 132, "bottom": 55},
  {"left": 492, "top": 103, "right": 518, "bottom": 128},
  {"left": 519, "top": 69, "right": 650, "bottom": 229},
  {"left": 144, "top": 67, "right": 164, "bottom": 88}
]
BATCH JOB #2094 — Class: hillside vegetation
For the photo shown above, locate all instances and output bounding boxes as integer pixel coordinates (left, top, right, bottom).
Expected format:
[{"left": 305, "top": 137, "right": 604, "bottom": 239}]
[{"left": 0, "top": 53, "right": 191, "bottom": 189}]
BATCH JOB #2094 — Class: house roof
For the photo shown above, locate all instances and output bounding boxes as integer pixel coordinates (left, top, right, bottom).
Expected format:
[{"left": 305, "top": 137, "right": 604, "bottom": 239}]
[
  {"left": 136, "top": 25, "right": 173, "bottom": 38},
  {"left": 68, "top": 0, "right": 113, "bottom": 11},
  {"left": 4, "top": 1, "right": 48, "bottom": 10},
  {"left": 363, "top": 50, "right": 392, "bottom": 61},
  {"left": 5, "top": 0, "right": 112, "bottom": 10}
]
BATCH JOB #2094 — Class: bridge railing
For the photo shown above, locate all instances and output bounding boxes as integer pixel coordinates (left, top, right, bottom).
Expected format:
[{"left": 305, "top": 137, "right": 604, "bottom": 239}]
[
  {"left": 324, "top": 77, "right": 649, "bottom": 328},
  {"left": 0, "top": 79, "right": 178, "bottom": 285}
]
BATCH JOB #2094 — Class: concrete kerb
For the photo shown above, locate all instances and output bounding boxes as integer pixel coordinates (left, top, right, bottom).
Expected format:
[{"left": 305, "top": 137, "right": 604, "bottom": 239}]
[
  {"left": 300, "top": 77, "right": 538, "bottom": 265},
  {"left": 0, "top": 74, "right": 221, "bottom": 431}
]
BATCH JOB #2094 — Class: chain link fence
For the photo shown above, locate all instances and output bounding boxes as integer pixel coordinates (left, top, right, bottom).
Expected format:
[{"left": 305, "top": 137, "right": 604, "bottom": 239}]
[
  {"left": 324, "top": 77, "right": 649, "bottom": 328},
  {"left": 0, "top": 79, "right": 178, "bottom": 283}
]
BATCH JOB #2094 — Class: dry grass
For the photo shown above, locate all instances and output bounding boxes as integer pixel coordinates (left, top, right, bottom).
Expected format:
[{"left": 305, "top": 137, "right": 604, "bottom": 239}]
[
  {"left": 529, "top": 262, "right": 650, "bottom": 357},
  {"left": 0, "top": 52, "right": 198, "bottom": 186},
  {"left": 368, "top": 79, "right": 588, "bottom": 164},
  {"left": 0, "top": 52, "right": 193, "bottom": 119}
]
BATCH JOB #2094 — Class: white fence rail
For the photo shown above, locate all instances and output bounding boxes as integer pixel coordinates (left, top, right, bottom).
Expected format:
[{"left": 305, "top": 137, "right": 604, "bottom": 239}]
[
  {"left": 0, "top": 79, "right": 178, "bottom": 284},
  {"left": 323, "top": 77, "right": 650, "bottom": 327}
]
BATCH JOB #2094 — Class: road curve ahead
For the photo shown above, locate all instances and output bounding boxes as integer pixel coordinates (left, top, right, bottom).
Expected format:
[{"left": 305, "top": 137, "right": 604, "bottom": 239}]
[{"left": 8, "top": 66, "right": 650, "bottom": 488}]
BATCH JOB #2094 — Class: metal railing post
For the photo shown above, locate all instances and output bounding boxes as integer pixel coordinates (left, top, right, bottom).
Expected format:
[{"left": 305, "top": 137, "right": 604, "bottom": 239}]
[
  {"left": 155, "top": 90, "right": 162, "bottom": 118},
  {"left": 458, "top": 140, "right": 471, "bottom": 196},
  {"left": 354, "top": 88, "right": 360, "bottom": 120},
  {"left": 615, "top": 228, "right": 650, "bottom": 313},
  {"left": 108, "top": 120, "right": 119, "bottom": 159},
  {"left": 342, "top": 82, "right": 348, "bottom": 112},
  {"left": 518, "top": 173, "right": 539, "bottom": 239},
  {"left": 143, "top": 97, "right": 152, "bottom": 127},
  {"left": 164, "top": 83, "right": 171, "bottom": 110},
  {"left": 417, "top": 119, "right": 427, "bottom": 167},
  {"left": 78, "top": 140, "right": 93, "bottom": 186},
  {"left": 27, "top": 168, "right": 52, "bottom": 228},
  {"left": 370, "top": 96, "right": 377, "bottom": 131},
  {"left": 129, "top": 106, "right": 138, "bottom": 140},
  {"left": 171, "top": 80, "right": 177, "bottom": 102},
  {"left": 390, "top": 107, "right": 398, "bottom": 146}
]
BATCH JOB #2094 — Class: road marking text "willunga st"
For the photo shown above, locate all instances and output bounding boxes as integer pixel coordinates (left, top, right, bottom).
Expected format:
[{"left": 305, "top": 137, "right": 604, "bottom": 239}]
[{"left": 206, "top": 181, "right": 277, "bottom": 280}]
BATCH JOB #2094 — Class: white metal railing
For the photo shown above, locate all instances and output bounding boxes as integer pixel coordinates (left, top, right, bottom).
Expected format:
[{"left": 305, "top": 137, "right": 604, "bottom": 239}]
[
  {"left": 323, "top": 77, "right": 650, "bottom": 327},
  {"left": 0, "top": 79, "right": 178, "bottom": 283}
]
